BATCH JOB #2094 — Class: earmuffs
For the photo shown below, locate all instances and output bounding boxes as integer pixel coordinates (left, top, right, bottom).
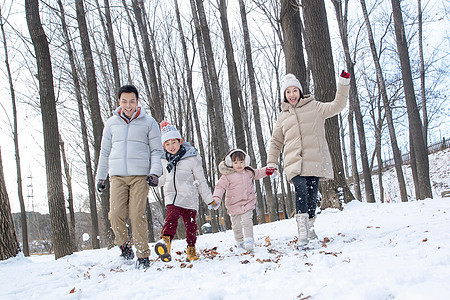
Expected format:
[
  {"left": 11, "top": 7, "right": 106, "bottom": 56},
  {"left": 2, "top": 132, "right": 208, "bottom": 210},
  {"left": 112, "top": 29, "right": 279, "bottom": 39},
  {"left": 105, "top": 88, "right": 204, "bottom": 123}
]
[{"left": 224, "top": 149, "right": 250, "bottom": 167}]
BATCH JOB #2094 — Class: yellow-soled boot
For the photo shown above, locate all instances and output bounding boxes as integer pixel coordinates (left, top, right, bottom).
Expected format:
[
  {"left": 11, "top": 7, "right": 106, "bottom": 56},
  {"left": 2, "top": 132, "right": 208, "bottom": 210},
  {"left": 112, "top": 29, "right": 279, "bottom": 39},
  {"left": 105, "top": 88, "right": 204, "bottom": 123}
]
[
  {"left": 186, "top": 246, "right": 199, "bottom": 262},
  {"left": 155, "top": 235, "right": 171, "bottom": 262}
]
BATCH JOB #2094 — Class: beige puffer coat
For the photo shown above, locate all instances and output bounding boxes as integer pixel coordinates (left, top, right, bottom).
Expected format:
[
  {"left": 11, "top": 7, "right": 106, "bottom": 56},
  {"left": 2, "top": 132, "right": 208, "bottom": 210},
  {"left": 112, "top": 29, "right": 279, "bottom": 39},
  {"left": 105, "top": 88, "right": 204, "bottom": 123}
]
[{"left": 267, "top": 83, "right": 350, "bottom": 181}]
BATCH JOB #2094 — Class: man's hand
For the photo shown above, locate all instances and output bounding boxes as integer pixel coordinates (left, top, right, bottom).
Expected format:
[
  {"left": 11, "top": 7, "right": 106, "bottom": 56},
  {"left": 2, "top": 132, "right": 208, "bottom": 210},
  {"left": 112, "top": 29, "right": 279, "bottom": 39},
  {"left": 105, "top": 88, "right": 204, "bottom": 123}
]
[
  {"left": 97, "top": 180, "right": 106, "bottom": 194},
  {"left": 146, "top": 174, "right": 159, "bottom": 187}
]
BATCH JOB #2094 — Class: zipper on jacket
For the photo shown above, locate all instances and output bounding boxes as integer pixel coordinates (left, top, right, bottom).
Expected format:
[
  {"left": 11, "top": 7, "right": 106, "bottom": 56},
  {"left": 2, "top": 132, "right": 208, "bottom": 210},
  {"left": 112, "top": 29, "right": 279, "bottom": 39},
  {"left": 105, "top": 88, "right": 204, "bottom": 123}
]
[
  {"left": 124, "top": 122, "right": 130, "bottom": 176},
  {"left": 171, "top": 165, "right": 178, "bottom": 205}
]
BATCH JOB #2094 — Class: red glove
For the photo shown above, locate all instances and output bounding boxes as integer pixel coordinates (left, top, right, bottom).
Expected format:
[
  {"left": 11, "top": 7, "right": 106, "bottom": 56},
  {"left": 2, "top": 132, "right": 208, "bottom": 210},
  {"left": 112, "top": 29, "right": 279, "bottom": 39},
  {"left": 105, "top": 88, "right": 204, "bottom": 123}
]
[
  {"left": 340, "top": 70, "right": 351, "bottom": 79},
  {"left": 266, "top": 167, "right": 275, "bottom": 176}
]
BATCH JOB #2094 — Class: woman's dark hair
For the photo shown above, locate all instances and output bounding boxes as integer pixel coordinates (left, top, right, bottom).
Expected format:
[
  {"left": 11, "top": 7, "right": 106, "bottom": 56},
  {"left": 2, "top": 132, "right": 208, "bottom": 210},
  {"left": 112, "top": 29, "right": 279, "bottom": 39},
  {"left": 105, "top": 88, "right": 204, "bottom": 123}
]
[
  {"left": 230, "top": 151, "right": 255, "bottom": 178},
  {"left": 118, "top": 85, "right": 139, "bottom": 100}
]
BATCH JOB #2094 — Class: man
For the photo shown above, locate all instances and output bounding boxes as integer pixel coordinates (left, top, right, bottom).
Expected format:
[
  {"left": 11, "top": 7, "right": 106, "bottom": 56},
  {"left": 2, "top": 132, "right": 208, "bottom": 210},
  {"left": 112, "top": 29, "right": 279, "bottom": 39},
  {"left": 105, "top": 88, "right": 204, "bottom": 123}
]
[{"left": 96, "top": 85, "right": 163, "bottom": 268}]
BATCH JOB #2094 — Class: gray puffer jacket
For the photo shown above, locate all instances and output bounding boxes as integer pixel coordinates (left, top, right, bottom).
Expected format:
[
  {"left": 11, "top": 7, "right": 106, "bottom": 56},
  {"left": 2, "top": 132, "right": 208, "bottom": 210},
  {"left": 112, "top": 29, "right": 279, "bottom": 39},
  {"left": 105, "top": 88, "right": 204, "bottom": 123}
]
[
  {"left": 158, "top": 142, "right": 213, "bottom": 211},
  {"left": 96, "top": 105, "right": 163, "bottom": 181}
]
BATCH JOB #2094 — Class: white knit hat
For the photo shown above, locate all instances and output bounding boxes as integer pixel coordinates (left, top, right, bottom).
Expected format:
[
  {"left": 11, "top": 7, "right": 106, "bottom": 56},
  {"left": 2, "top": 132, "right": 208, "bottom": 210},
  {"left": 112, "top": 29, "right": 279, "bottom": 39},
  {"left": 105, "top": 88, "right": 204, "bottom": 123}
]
[
  {"left": 160, "top": 121, "right": 183, "bottom": 145},
  {"left": 280, "top": 73, "right": 303, "bottom": 102}
]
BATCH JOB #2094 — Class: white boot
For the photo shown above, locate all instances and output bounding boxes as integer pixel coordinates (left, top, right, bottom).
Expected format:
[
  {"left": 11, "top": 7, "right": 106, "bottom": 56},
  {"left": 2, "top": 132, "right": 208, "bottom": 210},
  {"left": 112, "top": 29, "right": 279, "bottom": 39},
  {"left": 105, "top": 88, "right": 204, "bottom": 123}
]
[
  {"left": 295, "top": 213, "right": 309, "bottom": 246},
  {"left": 243, "top": 237, "right": 254, "bottom": 252},
  {"left": 307, "top": 217, "right": 318, "bottom": 240}
]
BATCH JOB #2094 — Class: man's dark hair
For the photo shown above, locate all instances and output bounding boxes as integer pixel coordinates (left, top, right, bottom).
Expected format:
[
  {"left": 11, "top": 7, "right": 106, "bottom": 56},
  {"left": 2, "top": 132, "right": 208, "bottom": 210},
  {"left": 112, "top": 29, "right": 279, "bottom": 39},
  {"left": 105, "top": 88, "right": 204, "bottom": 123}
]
[{"left": 118, "top": 85, "right": 139, "bottom": 100}]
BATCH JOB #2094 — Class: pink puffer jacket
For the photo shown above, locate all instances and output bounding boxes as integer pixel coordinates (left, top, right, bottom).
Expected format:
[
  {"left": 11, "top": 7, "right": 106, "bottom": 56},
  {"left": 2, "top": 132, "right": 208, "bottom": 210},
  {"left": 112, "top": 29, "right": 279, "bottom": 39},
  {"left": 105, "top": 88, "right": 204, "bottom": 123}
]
[{"left": 213, "top": 161, "right": 267, "bottom": 216}]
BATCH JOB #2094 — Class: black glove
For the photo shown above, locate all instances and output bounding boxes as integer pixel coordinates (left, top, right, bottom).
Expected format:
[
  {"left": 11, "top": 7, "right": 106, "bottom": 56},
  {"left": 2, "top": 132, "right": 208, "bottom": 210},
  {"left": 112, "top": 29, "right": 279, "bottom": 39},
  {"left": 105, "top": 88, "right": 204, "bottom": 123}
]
[
  {"left": 146, "top": 174, "right": 159, "bottom": 187},
  {"left": 97, "top": 180, "right": 105, "bottom": 194}
]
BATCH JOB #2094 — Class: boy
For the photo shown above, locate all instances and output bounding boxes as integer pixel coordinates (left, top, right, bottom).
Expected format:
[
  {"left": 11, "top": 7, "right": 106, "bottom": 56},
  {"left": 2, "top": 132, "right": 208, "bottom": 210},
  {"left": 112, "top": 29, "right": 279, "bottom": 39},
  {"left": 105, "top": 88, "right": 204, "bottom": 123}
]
[{"left": 155, "top": 121, "right": 215, "bottom": 262}]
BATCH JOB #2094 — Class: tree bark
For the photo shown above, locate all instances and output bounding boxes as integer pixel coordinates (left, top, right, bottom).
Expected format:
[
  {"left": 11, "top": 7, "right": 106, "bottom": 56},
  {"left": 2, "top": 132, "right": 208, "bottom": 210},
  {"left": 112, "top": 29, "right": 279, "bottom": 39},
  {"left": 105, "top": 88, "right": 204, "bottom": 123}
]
[
  {"left": 417, "top": 0, "right": 428, "bottom": 146},
  {"left": 57, "top": 0, "right": 100, "bottom": 250},
  {"left": 332, "top": 0, "right": 375, "bottom": 202},
  {"left": 59, "top": 136, "right": 77, "bottom": 252},
  {"left": 0, "top": 147, "right": 20, "bottom": 260},
  {"left": 25, "top": 0, "right": 73, "bottom": 259},
  {"left": 280, "top": 0, "right": 309, "bottom": 93},
  {"left": 390, "top": 0, "right": 432, "bottom": 199},
  {"left": 75, "top": 0, "right": 112, "bottom": 247},
  {"left": 239, "top": 0, "right": 275, "bottom": 222},
  {"left": 0, "top": 7, "right": 29, "bottom": 256},
  {"left": 302, "top": 0, "right": 354, "bottom": 208},
  {"left": 131, "top": 0, "right": 164, "bottom": 121},
  {"left": 359, "top": 0, "right": 408, "bottom": 202},
  {"left": 218, "top": 0, "right": 246, "bottom": 150},
  {"left": 194, "top": 0, "right": 229, "bottom": 162}
]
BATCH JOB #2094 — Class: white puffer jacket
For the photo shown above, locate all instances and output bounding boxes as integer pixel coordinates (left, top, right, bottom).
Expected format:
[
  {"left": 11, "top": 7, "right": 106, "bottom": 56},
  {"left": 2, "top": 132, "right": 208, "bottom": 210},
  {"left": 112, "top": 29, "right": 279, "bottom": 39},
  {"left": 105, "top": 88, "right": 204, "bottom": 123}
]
[
  {"left": 158, "top": 142, "right": 213, "bottom": 211},
  {"left": 96, "top": 105, "right": 163, "bottom": 180}
]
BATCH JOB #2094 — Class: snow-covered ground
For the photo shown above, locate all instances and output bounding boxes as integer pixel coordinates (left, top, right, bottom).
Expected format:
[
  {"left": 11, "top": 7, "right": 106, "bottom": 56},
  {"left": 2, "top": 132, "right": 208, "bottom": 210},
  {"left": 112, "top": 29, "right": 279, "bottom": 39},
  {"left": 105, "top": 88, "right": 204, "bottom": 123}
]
[
  {"left": 1, "top": 149, "right": 449, "bottom": 299},
  {"left": 1, "top": 197, "right": 450, "bottom": 299}
]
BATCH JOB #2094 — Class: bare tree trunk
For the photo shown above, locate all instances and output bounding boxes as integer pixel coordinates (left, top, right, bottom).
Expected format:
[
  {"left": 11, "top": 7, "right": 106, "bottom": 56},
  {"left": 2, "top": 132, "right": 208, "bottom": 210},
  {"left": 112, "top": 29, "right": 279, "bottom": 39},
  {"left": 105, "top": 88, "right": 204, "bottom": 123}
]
[
  {"left": 25, "top": 0, "right": 73, "bottom": 259},
  {"left": 121, "top": 0, "right": 151, "bottom": 108},
  {"left": 339, "top": 114, "right": 350, "bottom": 179},
  {"left": 194, "top": 0, "right": 229, "bottom": 162},
  {"left": 0, "top": 147, "right": 20, "bottom": 260},
  {"left": 58, "top": 0, "right": 100, "bottom": 247},
  {"left": 131, "top": 0, "right": 164, "bottom": 121},
  {"left": 0, "top": 8, "right": 29, "bottom": 256},
  {"left": 103, "top": 0, "right": 121, "bottom": 93},
  {"left": 417, "top": 0, "right": 428, "bottom": 145},
  {"left": 332, "top": 0, "right": 374, "bottom": 202},
  {"left": 348, "top": 109, "right": 362, "bottom": 201},
  {"left": 74, "top": 0, "right": 111, "bottom": 247},
  {"left": 359, "top": 0, "right": 408, "bottom": 202},
  {"left": 239, "top": 0, "right": 275, "bottom": 222},
  {"left": 390, "top": 0, "right": 432, "bottom": 199},
  {"left": 59, "top": 136, "right": 77, "bottom": 252},
  {"left": 146, "top": 200, "right": 155, "bottom": 242},
  {"left": 302, "top": 0, "right": 354, "bottom": 208},
  {"left": 190, "top": 0, "right": 230, "bottom": 229},
  {"left": 218, "top": 0, "right": 246, "bottom": 150},
  {"left": 280, "top": 0, "right": 309, "bottom": 93}
]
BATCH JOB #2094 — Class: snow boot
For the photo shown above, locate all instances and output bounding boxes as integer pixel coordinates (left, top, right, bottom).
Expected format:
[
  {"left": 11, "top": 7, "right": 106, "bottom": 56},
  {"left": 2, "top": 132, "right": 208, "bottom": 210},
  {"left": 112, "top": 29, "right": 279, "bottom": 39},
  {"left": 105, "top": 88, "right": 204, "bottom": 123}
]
[
  {"left": 137, "top": 257, "right": 150, "bottom": 269},
  {"left": 155, "top": 235, "right": 171, "bottom": 262},
  {"left": 236, "top": 240, "right": 245, "bottom": 250},
  {"left": 243, "top": 237, "right": 254, "bottom": 252},
  {"left": 295, "top": 213, "right": 309, "bottom": 246},
  {"left": 119, "top": 244, "right": 135, "bottom": 260},
  {"left": 307, "top": 217, "right": 318, "bottom": 240},
  {"left": 186, "top": 246, "right": 199, "bottom": 262}
]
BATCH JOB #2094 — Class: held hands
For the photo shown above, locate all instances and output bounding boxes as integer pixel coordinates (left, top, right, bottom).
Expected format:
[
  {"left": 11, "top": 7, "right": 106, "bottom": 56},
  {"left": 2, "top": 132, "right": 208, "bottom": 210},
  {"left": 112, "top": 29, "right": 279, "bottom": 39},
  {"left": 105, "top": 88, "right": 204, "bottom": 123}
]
[
  {"left": 265, "top": 164, "right": 278, "bottom": 178},
  {"left": 339, "top": 70, "right": 351, "bottom": 85},
  {"left": 146, "top": 174, "right": 159, "bottom": 187},
  {"left": 208, "top": 200, "right": 220, "bottom": 210},
  {"left": 97, "top": 180, "right": 106, "bottom": 194}
]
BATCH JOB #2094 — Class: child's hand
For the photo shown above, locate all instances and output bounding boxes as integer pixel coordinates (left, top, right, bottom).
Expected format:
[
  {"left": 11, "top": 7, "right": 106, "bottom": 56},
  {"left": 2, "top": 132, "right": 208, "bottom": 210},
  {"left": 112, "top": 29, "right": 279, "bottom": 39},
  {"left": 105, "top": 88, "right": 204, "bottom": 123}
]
[
  {"left": 339, "top": 70, "right": 351, "bottom": 85},
  {"left": 208, "top": 200, "right": 220, "bottom": 210}
]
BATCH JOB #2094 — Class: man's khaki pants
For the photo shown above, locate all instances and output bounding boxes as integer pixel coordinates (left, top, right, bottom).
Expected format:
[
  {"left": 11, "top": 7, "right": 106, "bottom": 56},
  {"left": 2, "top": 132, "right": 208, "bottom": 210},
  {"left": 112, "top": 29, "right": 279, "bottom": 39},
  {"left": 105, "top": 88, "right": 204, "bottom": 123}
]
[{"left": 109, "top": 175, "right": 150, "bottom": 258}]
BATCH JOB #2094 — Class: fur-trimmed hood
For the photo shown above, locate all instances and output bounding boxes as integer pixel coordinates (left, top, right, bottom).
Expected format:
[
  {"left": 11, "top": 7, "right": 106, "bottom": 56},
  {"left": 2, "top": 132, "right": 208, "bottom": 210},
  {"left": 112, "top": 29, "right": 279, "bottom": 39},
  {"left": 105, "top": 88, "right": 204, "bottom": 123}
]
[{"left": 218, "top": 161, "right": 235, "bottom": 175}]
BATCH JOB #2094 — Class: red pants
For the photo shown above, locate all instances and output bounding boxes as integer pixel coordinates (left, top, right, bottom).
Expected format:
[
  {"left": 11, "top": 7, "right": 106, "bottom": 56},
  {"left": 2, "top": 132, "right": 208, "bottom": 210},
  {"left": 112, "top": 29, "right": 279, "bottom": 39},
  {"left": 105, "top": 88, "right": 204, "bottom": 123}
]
[{"left": 161, "top": 205, "right": 197, "bottom": 246}]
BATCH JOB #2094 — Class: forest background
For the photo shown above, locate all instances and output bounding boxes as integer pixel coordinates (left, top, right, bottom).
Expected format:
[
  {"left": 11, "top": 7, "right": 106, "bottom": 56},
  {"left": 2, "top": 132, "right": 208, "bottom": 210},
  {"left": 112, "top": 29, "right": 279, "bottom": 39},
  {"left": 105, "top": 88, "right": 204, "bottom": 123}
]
[{"left": 0, "top": 0, "right": 448, "bottom": 257}]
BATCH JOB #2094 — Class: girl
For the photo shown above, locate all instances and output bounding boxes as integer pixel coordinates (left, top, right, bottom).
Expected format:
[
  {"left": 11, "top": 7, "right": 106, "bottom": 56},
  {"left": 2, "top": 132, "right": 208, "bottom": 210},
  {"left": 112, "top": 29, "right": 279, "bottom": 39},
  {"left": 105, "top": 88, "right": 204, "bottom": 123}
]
[
  {"left": 267, "top": 71, "right": 350, "bottom": 246},
  {"left": 212, "top": 149, "right": 275, "bottom": 252},
  {"left": 154, "top": 121, "right": 215, "bottom": 262}
]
